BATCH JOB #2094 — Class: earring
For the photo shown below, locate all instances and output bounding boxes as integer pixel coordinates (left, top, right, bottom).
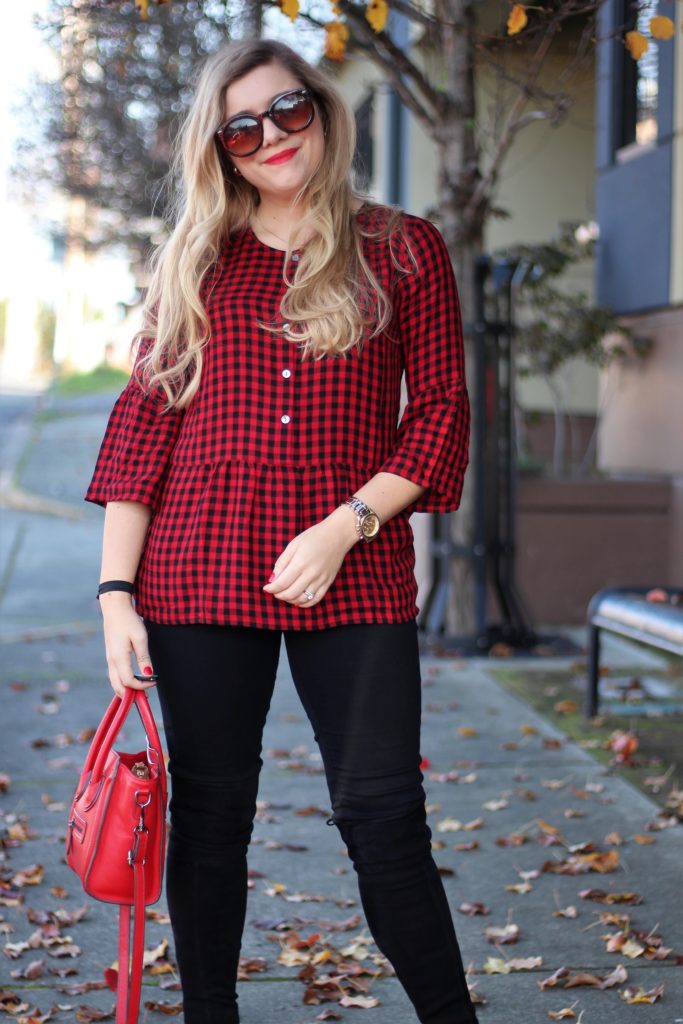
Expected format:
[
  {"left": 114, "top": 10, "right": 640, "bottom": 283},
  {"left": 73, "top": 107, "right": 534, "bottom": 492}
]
[{"left": 232, "top": 166, "right": 242, "bottom": 176}]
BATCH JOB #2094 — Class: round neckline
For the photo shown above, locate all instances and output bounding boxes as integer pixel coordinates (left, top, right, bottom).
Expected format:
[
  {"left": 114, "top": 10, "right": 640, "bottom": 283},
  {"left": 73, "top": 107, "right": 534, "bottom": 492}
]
[{"left": 247, "top": 201, "right": 371, "bottom": 253}]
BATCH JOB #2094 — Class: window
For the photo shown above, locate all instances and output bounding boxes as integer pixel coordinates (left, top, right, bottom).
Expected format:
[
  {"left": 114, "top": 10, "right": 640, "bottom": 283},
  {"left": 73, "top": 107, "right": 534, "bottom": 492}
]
[{"left": 616, "top": 0, "right": 659, "bottom": 151}]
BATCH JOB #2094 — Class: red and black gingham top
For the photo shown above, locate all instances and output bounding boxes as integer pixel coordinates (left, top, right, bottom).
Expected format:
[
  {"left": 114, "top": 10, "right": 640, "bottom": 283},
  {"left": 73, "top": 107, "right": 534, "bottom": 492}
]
[{"left": 85, "top": 202, "right": 470, "bottom": 630}]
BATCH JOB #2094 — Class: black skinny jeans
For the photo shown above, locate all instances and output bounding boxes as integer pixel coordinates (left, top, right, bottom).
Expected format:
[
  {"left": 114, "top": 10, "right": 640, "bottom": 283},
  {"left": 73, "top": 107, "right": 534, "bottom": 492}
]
[{"left": 146, "top": 620, "right": 479, "bottom": 1024}]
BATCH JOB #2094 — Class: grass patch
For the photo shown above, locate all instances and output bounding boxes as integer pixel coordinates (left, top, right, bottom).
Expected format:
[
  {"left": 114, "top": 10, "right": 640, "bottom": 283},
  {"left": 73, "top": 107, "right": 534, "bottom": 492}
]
[
  {"left": 55, "top": 364, "right": 129, "bottom": 397},
  {"left": 490, "top": 665, "right": 682, "bottom": 812}
]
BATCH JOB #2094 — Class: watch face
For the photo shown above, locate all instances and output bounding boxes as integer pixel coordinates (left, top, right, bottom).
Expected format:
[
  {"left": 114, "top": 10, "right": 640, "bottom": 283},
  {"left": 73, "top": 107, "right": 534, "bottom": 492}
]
[{"left": 361, "top": 513, "right": 380, "bottom": 539}]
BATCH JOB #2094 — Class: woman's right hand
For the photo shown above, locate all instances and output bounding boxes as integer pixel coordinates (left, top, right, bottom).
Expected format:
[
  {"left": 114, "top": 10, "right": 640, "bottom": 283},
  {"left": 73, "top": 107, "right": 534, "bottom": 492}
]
[{"left": 99, "top": 592, "right": 157, "bottom": 698}]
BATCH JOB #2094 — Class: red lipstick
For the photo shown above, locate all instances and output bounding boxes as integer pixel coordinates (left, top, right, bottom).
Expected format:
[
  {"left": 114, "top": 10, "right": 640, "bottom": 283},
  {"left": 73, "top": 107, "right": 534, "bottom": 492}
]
[{"left": 264, "top": 148, "right": 298, "bottom": 165}]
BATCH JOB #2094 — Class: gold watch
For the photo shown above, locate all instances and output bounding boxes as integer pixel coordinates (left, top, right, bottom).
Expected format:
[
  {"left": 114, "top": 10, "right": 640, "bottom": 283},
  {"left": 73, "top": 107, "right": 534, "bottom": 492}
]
[{"left": 344, "top": 496, "right": 381, "bottom": 542}]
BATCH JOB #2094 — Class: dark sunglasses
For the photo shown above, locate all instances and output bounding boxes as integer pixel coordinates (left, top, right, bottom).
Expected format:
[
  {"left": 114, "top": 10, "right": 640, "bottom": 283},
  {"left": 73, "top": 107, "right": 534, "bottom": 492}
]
[{"left": 215, "top": 88, "right": 316, "bottom": 158}]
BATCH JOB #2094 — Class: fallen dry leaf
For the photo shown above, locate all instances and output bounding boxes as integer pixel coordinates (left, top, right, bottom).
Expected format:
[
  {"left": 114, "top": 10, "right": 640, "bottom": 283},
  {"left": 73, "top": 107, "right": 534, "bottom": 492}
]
[
  {"left": 620, "top": 982, "right": 665, "bottom": 1003},
  {"left": 552, "top": 906, "right": 577, "bottom": 919},
  {"left": 436, "top": 818, "right": 463, "bottom": 833},
  {"left": 484, "top": 923, "right": 519, "bottom": 945},
  {"left": 74, "top": 1006, "right": 114, "bottom": 1022},
  {"left": 339, "top": 994, "right": 380, "bottom": 1008},
  {"left": 538, "top": 967, "right": 570, "bottom": 989},
  {"left": 458, "top": 901, "right": 489, "bottom": 916},
  {"left": 579, "top": 888, "right": 641, "bottom": 904},
  {"left": 453, "top": 840, "right": 480, "bottom": 851},
  {"left": 142, "top": 1000, "right": 183, "bottom": 1015},
  {"left": 600, "top": 963, "right": 628, "bottom": 988},
  {"left": 505, "top": 882, "right": 532, "bottom": 894},
  {"left": 482, "top": 799, "right": 508, "bottom": 811},
  {"left": 547, "top": 1009, "right": 577, "bottom": 1020},
  {"left": 457, "top": 726, "right": 478, "bottom": 738}
]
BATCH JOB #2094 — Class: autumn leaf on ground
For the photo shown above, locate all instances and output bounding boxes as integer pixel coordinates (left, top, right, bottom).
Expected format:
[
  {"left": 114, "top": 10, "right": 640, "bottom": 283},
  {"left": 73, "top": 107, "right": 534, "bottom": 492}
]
[
  {"left": 146, "top": 908, "right": 171, "bottom": 923},
  {"left": 458, "top": 901, "right": 489, "bottom": 916},
  {"left": 295, "top": 806, "right": 329, "bottom": 817},
  {"left": 541, "top": 779, "right": 567, "bottom": 791},
  {"left": 553, "top": 699, "right": 578, "bottom": 714},
  {"left": 620, "top": 982, "right": 665, "bottom": 1003},
  {"left": 284, "top": 891, "right": 327, "bottom": 904},
  {"left": 58, "top": 980, "right": 109, "bottom": 996},
  {"left": 10, "top": 958, "right": 45, "bottom": 979},
  {"left": 454, "top": 840, "right": 480, "bottom": 851},
  {"left": 0, "top": 773, "right": 10, "bottom": 793},
  {"left": 11, "top": 864, "right": 45, "bottom": 887},
  {"left": 507, "top": 956, "right": 543, "bottom": 970},
  {"left": 318, "top": 914, "right": 361, "bottom": 932},
  {"left": 141, "top": 936, "right": 170, "bottom": 968},
  {"left": 457, "top": 726, "right": 478, "bottom": 738},
  {"left": 143, "top": 1000, "right": 183, "bottom": 1015},
  {"left": 496, "top": 833, "right": 528, "bottom": 847},
  {"left": 552, "top": 905, "right": 577, "bottom": 918},
  {"left": 484, "top": 923, "right": 519, "bottom": 945},
  {"left": 483, "top": 799, "right": 508, "bottom": 811},
  {"left": 506, "top": 882, "right": 532, "bottom": 894},
  {"left": 607, "top": 729, "right": 639, "bottom": 764},
  {"left": 538, "top": 967, "right": 570, "bottom": 989},
  {"left": 339, "top": 994, "right": 380, "bottom": 1008},
  {"left": 436, "top": 818, "right": 463, "bottom": 833},
  {"left": 237, "top": 956, "right": 267, "bottom": 980},
  {"left": 547, "top": 1008, "right": 577, "bottom": 1020},
  {"left": 600, "top": 963, "right": 628, "bottom": 988},
  {"left": 74, "top": 1006, "right": 114, "bottom": 1022},
  {"left": 564, "top": 971, "right": 607, "bottom": 988},
  {"left": 632, "top": 833, "right": 656, "bottom": 845},
  {"left": 542, "top": 849, "right": 620, "bottom": 875},
  {"left": 579, "top": 888, "right": 641, "bottom": 905}
]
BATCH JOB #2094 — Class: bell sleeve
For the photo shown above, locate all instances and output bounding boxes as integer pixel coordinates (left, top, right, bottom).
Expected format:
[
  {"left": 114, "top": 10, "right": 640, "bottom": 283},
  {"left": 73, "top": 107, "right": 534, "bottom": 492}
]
[
  {"left": 379, "top": 215, "right": 470, "bottom": 513},
  {"left": 84, "top": 340, "right": 185, "bottom": 511}
]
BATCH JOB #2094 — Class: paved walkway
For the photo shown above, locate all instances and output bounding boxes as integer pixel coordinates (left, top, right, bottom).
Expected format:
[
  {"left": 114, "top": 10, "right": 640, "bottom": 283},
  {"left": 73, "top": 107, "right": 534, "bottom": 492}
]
[{"left": 1, "top": 389, "right": 681, "bottom": 1023}]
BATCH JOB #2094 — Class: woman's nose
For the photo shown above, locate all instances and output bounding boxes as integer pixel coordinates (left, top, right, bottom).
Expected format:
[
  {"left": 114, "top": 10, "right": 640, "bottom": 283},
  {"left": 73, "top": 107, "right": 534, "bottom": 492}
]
[{"left": 261, "top": 115, "right": 288, "bottom": 146}]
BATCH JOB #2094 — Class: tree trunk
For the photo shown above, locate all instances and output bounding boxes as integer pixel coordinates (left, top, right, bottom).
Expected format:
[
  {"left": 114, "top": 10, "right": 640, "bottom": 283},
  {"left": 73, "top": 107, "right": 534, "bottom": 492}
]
[{"left": 434, "top": 0, "right": 486, "bottom": 636}]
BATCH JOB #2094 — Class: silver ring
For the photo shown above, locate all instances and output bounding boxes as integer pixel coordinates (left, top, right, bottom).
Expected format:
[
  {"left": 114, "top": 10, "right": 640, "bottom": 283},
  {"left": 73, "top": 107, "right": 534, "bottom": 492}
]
[{"left": 303, "top": 589, "right": 315, "bottom": 601}]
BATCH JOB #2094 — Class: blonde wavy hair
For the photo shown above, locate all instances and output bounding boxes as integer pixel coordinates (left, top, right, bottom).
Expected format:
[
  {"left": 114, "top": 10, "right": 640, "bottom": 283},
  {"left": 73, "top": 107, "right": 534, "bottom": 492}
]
[{"left": 137, "top": 39, "right": 413, "bottom": 409}]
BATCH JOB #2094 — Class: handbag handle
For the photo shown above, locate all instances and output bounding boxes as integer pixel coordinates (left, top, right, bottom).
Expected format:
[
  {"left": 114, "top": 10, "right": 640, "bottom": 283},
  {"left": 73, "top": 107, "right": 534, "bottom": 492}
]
[
  {"left": 90, "top": 689, "right": 164, "bottom": 785},
  {"left": 80, "top": 689, "right": 133, "bottom": 777}
]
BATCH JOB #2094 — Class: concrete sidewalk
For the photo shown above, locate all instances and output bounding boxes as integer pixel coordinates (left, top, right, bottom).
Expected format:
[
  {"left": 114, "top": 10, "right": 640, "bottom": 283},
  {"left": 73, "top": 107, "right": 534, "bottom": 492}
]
[{"left": 1, "top": 389, "right": 682, "bottom": 1024}]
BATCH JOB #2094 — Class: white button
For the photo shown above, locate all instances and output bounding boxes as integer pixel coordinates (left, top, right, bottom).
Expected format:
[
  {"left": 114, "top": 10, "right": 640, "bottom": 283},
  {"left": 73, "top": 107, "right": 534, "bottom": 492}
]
[
  {"left": 291, "top": 254, "right": 300, "bottom": 262},
  {"left": 282, "top": 322, "right": 290, "bottom": 331},
  {"left": 281, "top": 414, "right": 291, "bottom": 424},
  {"left": 282, "top": 368, "right": 292, "bottom": 379}
]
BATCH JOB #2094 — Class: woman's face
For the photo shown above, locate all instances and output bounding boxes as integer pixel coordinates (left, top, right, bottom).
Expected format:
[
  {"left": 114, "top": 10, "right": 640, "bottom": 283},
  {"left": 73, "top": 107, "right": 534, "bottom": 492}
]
[{"left": 222, "top": 62, "right": 325, "bottom": 207}]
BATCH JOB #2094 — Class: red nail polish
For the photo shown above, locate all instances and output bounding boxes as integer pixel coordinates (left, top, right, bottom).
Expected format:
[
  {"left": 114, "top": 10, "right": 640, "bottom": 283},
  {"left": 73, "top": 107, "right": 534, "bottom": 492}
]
[
  {"left": 268, "top": 573, "right": 275, "bottom": 583},
  {"left": 143, "top": 666, "right": 153, "bottom": 676}
]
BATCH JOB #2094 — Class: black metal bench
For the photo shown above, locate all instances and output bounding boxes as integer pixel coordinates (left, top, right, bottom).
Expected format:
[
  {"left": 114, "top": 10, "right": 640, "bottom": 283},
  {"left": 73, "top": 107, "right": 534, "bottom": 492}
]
[{"left": 586, "top": 586, "right": 683, "bottom": 717}]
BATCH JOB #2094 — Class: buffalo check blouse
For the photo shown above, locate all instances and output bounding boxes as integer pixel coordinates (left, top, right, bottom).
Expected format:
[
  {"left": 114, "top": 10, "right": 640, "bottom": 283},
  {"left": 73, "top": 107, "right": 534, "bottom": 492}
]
[{"left": 85, "top": 202, "right": 470, "bottom": 630}]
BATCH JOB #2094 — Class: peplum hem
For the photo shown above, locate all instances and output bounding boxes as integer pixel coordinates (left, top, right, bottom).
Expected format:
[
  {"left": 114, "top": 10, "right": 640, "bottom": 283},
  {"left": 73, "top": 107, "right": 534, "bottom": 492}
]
[{"left": 133, "top": 458, "right": 419, "bottom": 631}]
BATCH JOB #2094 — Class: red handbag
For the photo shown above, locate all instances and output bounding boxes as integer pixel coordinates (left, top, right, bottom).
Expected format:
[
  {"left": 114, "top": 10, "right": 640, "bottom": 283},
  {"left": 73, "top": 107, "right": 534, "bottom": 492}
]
[{"left": 66, "top": 688, "right": 168, "bottom": 1024}]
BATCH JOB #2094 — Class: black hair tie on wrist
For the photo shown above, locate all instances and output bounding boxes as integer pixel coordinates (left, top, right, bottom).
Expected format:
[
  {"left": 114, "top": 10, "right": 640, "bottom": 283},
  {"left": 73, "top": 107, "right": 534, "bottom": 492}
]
[{"left": 97, "top": 580, "right": 135, "bottom": 600}]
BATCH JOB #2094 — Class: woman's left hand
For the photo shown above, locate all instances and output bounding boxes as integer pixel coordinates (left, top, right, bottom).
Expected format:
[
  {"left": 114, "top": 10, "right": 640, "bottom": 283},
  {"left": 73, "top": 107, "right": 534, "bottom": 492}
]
[{"left": 262, "top": 508, "right": 358, "bottom": 607}]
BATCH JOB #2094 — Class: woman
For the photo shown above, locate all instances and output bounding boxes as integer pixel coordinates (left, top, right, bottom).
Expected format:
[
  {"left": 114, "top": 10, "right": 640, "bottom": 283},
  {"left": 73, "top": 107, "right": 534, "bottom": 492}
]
[{"left": 86, "top": 38, "right": 477, "bottom": 1024}]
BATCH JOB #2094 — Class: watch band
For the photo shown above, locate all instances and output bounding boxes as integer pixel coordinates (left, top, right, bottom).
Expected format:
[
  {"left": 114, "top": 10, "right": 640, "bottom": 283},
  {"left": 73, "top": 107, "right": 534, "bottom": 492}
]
[{"left": 344, "top": 496, "right": 380, "bottom": 542}]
